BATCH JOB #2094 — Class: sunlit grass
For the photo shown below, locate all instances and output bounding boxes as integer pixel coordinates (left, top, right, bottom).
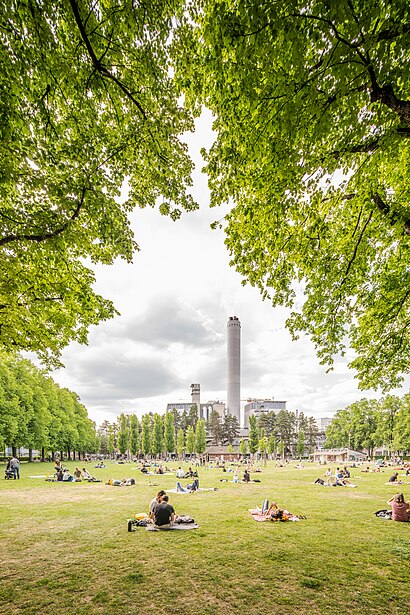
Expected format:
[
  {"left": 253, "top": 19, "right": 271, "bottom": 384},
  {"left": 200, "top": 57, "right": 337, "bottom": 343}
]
[{"left": 0, "top": 460, "right": 409, "bottom": 614}]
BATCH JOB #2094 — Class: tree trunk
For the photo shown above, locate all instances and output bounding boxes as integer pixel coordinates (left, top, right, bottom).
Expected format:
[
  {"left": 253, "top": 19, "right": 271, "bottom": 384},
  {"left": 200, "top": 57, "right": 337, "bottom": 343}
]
[
  {"left": 12, "top": 446, "right": 17, "bottom": 457},
  {"left": 29, "top": 448, "right": 33, "bottom": 462}
]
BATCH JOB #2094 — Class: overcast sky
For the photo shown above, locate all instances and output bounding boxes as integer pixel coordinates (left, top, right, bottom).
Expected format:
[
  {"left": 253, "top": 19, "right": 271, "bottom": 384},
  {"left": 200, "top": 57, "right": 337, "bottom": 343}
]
[{"left": 51, "top": 111, "right": 409, "bottom": 427}]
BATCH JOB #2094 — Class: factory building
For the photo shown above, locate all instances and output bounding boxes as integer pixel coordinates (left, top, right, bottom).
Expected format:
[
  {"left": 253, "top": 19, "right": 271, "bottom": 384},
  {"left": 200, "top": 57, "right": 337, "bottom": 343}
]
[{"left": 243, "top": 398, "right": 287, "bottom": 428}]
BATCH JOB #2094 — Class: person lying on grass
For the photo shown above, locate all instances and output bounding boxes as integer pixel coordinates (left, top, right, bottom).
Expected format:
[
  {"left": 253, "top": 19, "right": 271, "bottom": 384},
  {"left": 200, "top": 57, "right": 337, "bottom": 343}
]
[
  {"left": 106, "top": 478, "right": 135, "bottom": 486},
  {"left": 260, "top": 500, "right": 303, "bottom": 521},
  {"left": 176, "top": 478, "right": 199, "bottom": 492},
  {"left": 387, "top": 493, "right": 410, "bottom": 522}
]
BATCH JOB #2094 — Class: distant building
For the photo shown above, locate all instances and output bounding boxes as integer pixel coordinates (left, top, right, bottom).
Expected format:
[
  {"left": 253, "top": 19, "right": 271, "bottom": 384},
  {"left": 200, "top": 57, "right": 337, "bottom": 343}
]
[
  {"left": 312, "top": 448, "right": 367, "bottom": 463},
  {"left": 243, "top": 398, "right": 287, "bottom": 428},
  {"left": 166, "top": 399, "right": 226, "bottom": 423},
  {"left": 318, "top": 417, "right": 333, "bottom": 432}
]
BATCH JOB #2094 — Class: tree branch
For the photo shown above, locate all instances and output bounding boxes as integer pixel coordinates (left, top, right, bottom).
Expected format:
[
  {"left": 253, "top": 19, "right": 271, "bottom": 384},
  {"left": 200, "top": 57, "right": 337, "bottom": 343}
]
[
  {"left": 0, "top": 188, "right": 87, "bottom": 247},
  {"left": 377, "top": 22, "right": 410, "bottom": 41},
  {"left": 371, "top": 193, "right": 410, "bottom": 235},
  {"left": 68, "top": 0, "right": 147, "bottom": 120}
]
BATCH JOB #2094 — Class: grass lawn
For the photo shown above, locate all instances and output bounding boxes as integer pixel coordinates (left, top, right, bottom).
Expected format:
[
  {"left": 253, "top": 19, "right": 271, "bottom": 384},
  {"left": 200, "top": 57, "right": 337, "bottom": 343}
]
[{"left": 0, "top": 460, "right": 409, "bottom": 614}]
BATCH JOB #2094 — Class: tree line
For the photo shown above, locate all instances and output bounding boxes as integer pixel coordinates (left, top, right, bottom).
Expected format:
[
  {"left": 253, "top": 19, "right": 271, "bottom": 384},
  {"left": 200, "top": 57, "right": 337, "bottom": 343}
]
[
  {"left": 324, "top": 395, "right": 410, "bottom": 457},
  {"left": 243, "top": 410, "right": 319, "bottom": 460},
  {"left": 97, "top": 410, "right": 207, "bottom": 459},
  {"left": 0, "top": 353, "right": 96, "bottom": 460}
]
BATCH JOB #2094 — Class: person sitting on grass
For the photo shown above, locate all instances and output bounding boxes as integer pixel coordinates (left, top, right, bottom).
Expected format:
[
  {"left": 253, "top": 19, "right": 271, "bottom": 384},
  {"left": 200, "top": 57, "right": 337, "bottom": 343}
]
[
  {"left": 62, "top": 469, "right": 75, "bottom": 482},
  {"left": 152, "top": 494, "right": 175, "bottom": 529},
  {"left": 387, "top": 493, "right": 410, "bottom": 522},
  {"left": 73, "top": 467, "right": 82, "bottom": 481},
  {"left": 149, "top": 490, "right": 166, "bottom": 518},
  {"left": 186, "top": 478, "right": 199, "bottom": 491},
  {"left": 82, "top": 468, "right": 91, "bottom": 480},
  {"left": 243, "top": 469, "right": 250, "bottom": 483},
  {"left": 388, "top": 472, "right": 402, "bottom": 484}
]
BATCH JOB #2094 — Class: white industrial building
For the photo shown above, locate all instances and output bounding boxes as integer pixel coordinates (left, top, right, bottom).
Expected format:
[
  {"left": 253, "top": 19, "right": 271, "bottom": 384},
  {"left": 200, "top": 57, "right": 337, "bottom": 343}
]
[{"left": 243, "top": 398, "right": 287, "bottom": 428}]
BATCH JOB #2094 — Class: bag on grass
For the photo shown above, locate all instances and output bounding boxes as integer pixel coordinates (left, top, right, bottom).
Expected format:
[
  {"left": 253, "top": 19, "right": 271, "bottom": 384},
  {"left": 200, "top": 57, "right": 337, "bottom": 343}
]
[
  {"left": 175, "top": 515, "right": 195, "bottom": 524},
  {"left": 374, "top": 510, "right": 392, "bottom": 519}
]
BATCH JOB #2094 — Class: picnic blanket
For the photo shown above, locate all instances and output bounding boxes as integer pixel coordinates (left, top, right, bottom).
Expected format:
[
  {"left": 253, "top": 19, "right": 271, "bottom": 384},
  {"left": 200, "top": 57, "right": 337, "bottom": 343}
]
[
  {"left": 147, "top": 523, "right": 199, "bottom": 531},
  {"left": 249, "top": 508, "right": 304, "bottom": 522}
]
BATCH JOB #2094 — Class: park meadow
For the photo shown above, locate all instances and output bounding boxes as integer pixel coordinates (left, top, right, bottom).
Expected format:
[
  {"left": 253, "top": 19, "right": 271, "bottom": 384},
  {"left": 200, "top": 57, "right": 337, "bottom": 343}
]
[{"left": 0, "top": 460, "right": 409, "bottom": 615}]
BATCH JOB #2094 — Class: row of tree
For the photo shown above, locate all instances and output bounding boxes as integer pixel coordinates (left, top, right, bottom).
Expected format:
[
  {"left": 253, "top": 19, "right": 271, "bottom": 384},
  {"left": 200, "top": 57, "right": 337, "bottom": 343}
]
[
  {"left": 97, "top": 412, "right": 207, "bottom": 459},
  {"left": 0, "top": 353, "right": 96, "bottom": 459},
  {"left": 324, "top": 395, "right": 410, "bottom": 456},
  {"left": 245, "top": 410, "right": 319, "bottom": 459}
]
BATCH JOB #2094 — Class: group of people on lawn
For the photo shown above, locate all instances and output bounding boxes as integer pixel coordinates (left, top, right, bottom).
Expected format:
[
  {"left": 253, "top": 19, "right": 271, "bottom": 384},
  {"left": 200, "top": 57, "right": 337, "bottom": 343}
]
[
  {"left": 313, "top": 465, "right": 409, "bottom": 521},
  {"left": 314, "top": 466, "right": 354, "bottom": 487}
]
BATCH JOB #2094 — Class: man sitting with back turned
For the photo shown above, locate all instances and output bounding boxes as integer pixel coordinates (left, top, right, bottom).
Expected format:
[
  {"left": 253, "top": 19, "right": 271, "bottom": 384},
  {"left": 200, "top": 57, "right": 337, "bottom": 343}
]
[{"left": 152, "top": 495, "right": 175, "bottom": 530}]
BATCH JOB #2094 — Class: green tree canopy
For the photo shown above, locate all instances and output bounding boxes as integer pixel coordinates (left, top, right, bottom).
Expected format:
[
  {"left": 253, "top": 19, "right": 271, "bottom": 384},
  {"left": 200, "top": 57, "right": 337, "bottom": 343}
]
[
  {"left": 141, "top": 414, "right": 152, "bottom": 457},
  {"left": 277, "top": 439, "right": 285, "bottom": 460},
  {"left": 325, "top": 399, "right": 378, "bottom": 456},
  {"left": 267, "top": 434, "right": 276, "bottom": 456},
  {"left": 117, "top": 413, "right": 129, "bottom": 456},
  {"left": 0, "top": 0, "right": 196, "bottom": 365},
  {"left": 153, "top": 413, "right": 164, "bottom": 458},
  {"left": 221, "top": 414, "right": 240, "bottom": 445},
  {"left": 248, "top": 415, "right": 259, "bottom": 455},
  {"left": 129, "top": 415, "right": 140, "bottom": 458},
  {"left": 393, "top": 394, "right": 410, "bottom": 452},
  {"left": 375, "top": 394, "right": 402, "bottom": 453},
  {"left": 296, "top": 430, "right": 305, "bottom": 459},
  {"left": 195, "top": 419, "right": 207, "bottom": 455},
  {"left": 208, "top": 410, "right": 223, "bottom": 445},
  {"left": 177, "top": 427, "right": 186, "bottom": 458},
  {"left": 177, "top": 0, "right": 410, "bottom": 389},
  {"left": 239, "top": 437, "right": 247, "bottom": 456},
  {"left": 186, "top": 425, "right": 195, "bottom": 455},
  {"left": 163, "top": 412, "right": 176, "bottom": 455}
]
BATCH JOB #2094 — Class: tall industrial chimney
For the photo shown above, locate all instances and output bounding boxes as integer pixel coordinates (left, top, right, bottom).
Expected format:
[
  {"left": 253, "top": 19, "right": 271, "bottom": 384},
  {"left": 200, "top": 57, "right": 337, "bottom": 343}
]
[
  {"left": 227, "top": 316, "right": 241, "bottom": 424},
  {"left": 190, "top": 383, "right": 201, "bottom": 419}
]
